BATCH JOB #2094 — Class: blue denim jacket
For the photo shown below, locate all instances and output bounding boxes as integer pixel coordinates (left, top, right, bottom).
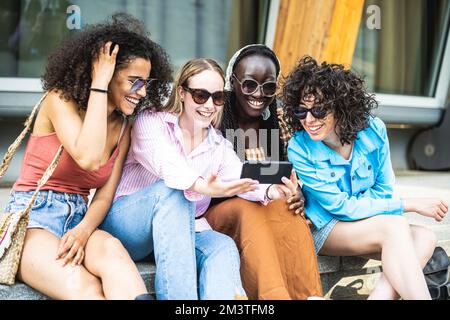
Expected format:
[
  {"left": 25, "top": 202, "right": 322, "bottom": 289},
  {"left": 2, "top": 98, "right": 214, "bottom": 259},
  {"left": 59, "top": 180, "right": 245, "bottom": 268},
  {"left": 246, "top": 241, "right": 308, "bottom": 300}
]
[{"left": 287, "top": 116, "right": 404, "bottom": 230}]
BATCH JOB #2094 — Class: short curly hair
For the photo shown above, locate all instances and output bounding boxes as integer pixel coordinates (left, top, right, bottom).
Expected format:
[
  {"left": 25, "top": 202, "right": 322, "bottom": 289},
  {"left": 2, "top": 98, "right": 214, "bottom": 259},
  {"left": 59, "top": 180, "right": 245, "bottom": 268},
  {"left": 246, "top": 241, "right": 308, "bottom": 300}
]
[
  {"left": 280, "top": 56, "right": 377, "bottom": 145},
  {"left": 42, "top": 12, "right": 173, "bottom": 114}
]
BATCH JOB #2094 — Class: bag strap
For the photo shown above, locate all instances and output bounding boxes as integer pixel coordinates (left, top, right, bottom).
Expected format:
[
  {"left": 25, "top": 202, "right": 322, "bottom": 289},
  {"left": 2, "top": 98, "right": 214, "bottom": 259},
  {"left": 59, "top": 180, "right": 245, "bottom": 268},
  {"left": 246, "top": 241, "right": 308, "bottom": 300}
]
[
  {"left": 0, "top": 92, "right": 49, "bottom": 178},
  {"left": 0, "top": 91, "right": 64, "bottom": 218},
  {"left": 20, "top": 145, "right": 63, "bottom": 219}
]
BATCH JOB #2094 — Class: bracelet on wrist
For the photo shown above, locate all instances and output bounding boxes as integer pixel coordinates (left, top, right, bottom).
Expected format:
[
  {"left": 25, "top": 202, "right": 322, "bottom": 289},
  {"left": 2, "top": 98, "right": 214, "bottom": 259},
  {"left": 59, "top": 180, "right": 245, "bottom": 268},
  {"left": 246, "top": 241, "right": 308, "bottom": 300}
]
[
  {"left": 265, "top": 184, "right": 274, "bottom": 201},
  {"left": 90, "top": 87, "right": 109, "bottom": 93}
]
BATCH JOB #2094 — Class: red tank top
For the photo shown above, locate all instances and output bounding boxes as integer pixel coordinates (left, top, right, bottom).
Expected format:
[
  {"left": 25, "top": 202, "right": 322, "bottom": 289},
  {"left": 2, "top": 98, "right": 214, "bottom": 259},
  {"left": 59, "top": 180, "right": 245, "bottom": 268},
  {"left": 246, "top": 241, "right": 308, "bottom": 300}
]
[{"left": 14, "top": 118, "right": 127, "bottom": 201}]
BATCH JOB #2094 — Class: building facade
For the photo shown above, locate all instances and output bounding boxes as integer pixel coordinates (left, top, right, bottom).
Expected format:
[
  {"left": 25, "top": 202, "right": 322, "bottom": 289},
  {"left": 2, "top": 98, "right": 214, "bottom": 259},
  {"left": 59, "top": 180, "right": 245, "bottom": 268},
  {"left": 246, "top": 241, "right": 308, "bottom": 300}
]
[{"left": 0, "top": 0, "right": 449, "bottom": 183}]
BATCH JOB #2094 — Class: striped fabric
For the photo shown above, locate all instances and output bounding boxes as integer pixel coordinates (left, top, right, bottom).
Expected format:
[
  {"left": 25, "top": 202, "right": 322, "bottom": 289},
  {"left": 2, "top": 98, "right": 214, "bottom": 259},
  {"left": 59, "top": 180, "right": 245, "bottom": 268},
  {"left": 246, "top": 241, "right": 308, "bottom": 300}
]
[{"left": 114, "top": 111, "right": 269, "bottom": 231}]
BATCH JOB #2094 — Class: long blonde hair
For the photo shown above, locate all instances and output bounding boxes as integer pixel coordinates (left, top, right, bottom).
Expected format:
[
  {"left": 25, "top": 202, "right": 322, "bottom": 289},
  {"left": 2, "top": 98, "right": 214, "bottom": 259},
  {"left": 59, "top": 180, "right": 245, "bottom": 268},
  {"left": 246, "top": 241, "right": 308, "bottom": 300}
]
[{"left": 163, "top": 58, "right": 225, "bottom": 128}]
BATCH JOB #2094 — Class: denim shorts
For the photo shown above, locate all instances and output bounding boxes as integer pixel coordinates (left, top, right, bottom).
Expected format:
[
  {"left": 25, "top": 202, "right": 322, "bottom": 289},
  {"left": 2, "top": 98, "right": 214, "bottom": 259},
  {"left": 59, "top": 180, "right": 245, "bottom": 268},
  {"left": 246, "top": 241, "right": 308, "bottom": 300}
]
[
  {"left": 4, "top": 190, "right": 88, "bottom": 239},
  {"left": 310, "top": 218, "right": 339, "bottom": 254}
]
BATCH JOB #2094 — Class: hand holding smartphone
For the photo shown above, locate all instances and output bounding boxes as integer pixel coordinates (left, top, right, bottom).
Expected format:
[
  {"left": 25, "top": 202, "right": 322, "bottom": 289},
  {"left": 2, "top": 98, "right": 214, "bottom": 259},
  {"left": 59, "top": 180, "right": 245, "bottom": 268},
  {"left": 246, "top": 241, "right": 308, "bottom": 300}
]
[{"left": 240, "top": 161, "right": 293, "bottom": 184}]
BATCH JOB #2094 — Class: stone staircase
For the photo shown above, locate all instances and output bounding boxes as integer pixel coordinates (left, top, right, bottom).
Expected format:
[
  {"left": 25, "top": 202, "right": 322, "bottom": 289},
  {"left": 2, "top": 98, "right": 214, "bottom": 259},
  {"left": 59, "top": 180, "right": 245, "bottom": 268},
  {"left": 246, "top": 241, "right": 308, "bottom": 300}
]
[
  {"left": 0, "top": 256, "right": 365, "bottom": 300},
  {"left": 0, "top": 262, "right": 156, "bottom": 300},
  {"left": 2, "top": 236, "right": 448, "bottom": 300}
]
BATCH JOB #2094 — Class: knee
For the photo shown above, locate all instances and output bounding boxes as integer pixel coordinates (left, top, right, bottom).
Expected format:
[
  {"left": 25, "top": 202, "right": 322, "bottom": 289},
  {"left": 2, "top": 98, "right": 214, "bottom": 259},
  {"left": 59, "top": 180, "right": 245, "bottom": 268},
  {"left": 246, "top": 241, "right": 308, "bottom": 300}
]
[
  {"left": 99, "top": 237, "right": 130, "bottom": 264},
  {"left": 414, "top": 227, "right": 438, "bottom": 252},
  {"left": 152, "top": 181, "right": 185, "bottom": 203},
  {"left": 156, "top": 188, "right": 194, "bottom": 219},
  {"left": 66, "top": 269, "right": 104, "bottom": 300},
  {"left": 372, "top": 215, "right": 411, "bottom": 248},
  {"left": 380, "top": 215, "right": 410, "bottom": 236},
  {"left": 79, "top": 279, "right": 104, "bottom": 300},
  {"left": 208, "top": 233, "right": 240, "bottom": 260}
]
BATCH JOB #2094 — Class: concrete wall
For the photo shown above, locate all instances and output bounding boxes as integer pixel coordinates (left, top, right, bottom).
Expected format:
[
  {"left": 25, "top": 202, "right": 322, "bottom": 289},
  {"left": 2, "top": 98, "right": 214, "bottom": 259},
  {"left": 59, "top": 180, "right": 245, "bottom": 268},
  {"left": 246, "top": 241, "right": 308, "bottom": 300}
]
[{"left": 387, "top": 128, "right": 420, "bottom": 171}]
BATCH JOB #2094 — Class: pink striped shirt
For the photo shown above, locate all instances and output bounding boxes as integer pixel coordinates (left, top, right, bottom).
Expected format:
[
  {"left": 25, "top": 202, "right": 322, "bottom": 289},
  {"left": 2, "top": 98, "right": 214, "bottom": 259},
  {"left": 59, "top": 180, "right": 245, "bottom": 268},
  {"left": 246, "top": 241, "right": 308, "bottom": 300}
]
[{"left": 114, "top": 111, "right": 269, "bottom": 231}]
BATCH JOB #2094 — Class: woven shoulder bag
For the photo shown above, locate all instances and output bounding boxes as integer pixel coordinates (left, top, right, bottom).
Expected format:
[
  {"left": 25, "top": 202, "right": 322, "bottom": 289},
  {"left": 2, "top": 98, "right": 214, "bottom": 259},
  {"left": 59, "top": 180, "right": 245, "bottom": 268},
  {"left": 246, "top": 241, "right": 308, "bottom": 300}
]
[{"left": 0, "top": 92, "right": 63, "bottom": 285}]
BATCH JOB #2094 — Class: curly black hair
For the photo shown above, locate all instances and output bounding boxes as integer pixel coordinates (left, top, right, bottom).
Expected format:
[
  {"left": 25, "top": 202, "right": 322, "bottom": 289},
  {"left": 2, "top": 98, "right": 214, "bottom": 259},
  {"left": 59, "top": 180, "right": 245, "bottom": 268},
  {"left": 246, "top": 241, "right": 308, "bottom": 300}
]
[
  {"left": 280, "top": 56, "right": 378, "bottom": 145},
  {"left": 41, "top": 12, "right": 172, "bottom": 114},
  {"left": 221, "top": 45, "right": 286, "bottom": 160}
]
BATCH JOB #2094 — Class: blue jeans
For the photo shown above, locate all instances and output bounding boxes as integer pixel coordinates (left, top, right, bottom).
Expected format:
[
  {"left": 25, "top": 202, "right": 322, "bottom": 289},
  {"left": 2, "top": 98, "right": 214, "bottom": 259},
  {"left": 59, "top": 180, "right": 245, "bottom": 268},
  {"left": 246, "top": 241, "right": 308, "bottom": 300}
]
[
  {"left": 5, "top": 190, "right": 87, "bottom": 238},
  {"left": 195, "top": 230, "right": 245, "bottom": 299},
  {"left": 99, "top": 181, "right": 245, "bottom": 300}
]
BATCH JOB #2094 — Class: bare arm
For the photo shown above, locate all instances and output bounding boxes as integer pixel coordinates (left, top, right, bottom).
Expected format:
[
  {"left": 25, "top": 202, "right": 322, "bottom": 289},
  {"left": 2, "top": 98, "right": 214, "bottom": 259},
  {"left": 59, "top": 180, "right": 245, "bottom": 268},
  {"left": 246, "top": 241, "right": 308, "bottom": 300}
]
[
  {"left": 79, "top": 124, "right": 131, "bottom": 233},
  {"left": 56, "top": 124, "right": 131, "bottom": 266},
  {"left": 46, "top": 42, "right": 119, "bottom": 171}
]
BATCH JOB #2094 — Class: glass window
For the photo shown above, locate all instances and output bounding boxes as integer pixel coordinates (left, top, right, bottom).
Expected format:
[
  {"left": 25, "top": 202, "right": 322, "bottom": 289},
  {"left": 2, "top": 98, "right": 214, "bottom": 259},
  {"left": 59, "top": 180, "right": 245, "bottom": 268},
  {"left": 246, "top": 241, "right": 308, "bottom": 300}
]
[
  {"left": 0, "top": 0, "right": 269, "bottom": 78},
  {"left": 352, "top": 0, "right": 450, "bottom": 97}
]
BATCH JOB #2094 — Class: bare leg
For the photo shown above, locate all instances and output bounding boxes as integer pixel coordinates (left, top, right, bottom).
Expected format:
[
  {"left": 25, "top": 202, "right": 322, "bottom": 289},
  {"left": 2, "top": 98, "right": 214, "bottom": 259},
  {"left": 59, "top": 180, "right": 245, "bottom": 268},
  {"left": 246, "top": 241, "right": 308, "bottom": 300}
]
[
  {"left": 83, "top": 230, "right": 148, "bottom": 299},
  {"left": 320, "top": 215, "right": 432, "bottom": 300},
  {"left": 365, "top": 225, "right": 437, "bottom": 300},
  {"left": 18, "top": 229, "right": 105, "bottom": 300}
]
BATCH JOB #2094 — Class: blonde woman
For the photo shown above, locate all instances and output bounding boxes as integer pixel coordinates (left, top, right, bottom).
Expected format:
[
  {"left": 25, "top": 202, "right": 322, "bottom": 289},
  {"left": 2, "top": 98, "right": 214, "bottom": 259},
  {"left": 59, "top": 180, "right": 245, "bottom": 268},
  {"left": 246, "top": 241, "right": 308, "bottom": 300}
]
[{"left": 100, "top": 58, "right": 298, "bottom": 299}]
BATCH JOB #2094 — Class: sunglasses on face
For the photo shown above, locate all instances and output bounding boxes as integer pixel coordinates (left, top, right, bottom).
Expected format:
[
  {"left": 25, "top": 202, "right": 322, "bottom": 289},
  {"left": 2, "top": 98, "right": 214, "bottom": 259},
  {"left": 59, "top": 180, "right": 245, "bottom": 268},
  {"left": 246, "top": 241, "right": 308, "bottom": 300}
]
[
  {"left": 232, "top": 74, "right": 277, "bottom": 97},
  {"left": 128, "top": 78, "right": 157, "bottom": 94},
  {"left": 292, "top": 104, "right": 329, "bottom": 120},
  {"left": 183, "top": 86, "right": 225, "bottom": 106}
]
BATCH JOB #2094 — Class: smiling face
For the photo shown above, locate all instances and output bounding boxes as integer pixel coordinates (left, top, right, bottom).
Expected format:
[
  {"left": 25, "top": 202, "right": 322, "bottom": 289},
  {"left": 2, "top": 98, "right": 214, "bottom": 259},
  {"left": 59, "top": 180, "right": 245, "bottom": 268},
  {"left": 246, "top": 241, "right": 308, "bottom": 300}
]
[
  {"left": 299, "top": 93, "right": 338, "bottom": 144},
  {"left": 232, "top": 55, "right": 277, "bottom": 119},
  {"left": 179, "top": 69, "right": 224, "bottom": 130},
  {"left": 107, "top": 57, "right": 152, "bottom": 116}
]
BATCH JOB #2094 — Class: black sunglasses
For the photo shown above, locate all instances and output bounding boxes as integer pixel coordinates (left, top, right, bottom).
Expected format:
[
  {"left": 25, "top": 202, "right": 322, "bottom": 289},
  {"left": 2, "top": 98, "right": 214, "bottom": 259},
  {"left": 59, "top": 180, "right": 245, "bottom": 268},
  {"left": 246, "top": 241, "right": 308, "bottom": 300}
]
[
  {"left": 183, "top": 87, "right": 225, "bottom": 106},
  {"left": 128, "top": 78, "right": 157, "bottom": 94},
  {"left": 232, "top": 74, "right": 277, "bottom": 97},
  {"left": 292, "top": 104, "right": 329, "bottom": 120}
]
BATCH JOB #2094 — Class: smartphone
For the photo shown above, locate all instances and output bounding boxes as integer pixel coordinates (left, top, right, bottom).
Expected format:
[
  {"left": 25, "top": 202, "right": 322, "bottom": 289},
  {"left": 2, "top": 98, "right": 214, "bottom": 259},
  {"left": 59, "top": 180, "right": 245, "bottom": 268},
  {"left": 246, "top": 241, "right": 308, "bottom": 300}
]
[{"left": 240, "top": 161, "right": 293, "bottom": 184}]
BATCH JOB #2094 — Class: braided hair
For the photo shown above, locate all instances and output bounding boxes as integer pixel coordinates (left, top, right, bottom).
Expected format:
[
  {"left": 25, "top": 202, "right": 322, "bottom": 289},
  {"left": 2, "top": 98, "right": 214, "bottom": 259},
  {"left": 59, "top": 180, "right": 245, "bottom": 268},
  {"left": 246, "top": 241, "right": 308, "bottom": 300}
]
[{"left": 221, "top": 45, "right": 286, "bottom": 160}]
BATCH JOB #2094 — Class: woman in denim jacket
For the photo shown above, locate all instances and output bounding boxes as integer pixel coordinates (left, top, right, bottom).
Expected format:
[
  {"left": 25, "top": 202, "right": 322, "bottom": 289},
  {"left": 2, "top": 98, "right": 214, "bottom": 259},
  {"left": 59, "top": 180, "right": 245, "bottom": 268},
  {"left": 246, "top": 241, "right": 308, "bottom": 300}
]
[{"left": 283, "top": 56, "right": 448, "bottom": 300}]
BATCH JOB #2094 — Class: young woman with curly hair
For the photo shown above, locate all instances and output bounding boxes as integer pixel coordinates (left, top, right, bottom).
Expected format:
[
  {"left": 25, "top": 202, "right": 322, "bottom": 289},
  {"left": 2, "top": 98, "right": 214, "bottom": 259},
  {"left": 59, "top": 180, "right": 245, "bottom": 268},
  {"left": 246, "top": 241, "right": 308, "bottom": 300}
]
[
  {"left": 203, "top": 44, "right": 323, "bottom": 300},
  {"left": 4, "top": 13, "right": 172, "bottom": 300},
  {"left": 283, "top": 56, "right": 449, "bottom": 300}
]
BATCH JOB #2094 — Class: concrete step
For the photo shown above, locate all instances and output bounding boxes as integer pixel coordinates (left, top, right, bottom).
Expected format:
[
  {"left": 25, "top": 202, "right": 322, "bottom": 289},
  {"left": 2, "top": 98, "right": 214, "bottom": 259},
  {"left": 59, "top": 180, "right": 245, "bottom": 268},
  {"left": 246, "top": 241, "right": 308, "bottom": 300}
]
[
  {"left": 2, "top": 243, "right": 449, "bottom": 300},
  {"left": 0, "top": 262, "right": 155, "bottom": 300},
  {"left": 0, "top": 256, "right": 373, "bottom": 300},
  {"left": 320, "top": 240, "right": 450, "bottom": 298}
]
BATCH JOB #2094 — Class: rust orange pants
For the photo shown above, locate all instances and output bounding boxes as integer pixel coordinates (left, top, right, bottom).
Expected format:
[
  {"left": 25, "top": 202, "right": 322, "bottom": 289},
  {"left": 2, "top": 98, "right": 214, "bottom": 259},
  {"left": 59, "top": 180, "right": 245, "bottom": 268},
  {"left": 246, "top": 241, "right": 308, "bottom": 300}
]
[{"left": 204, "top": 197, "right": 323, "bottom": 300}]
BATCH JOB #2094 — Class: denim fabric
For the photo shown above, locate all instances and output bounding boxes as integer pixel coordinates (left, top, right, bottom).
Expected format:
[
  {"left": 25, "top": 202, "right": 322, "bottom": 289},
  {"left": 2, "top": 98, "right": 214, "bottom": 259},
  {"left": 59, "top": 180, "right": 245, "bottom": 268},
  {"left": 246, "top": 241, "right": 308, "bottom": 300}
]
[
  {"left": 195, "top": 230, "right": 245, "bottom": 299},
  {"left": 100, "top": 180, "right": 197, "bottom": 300},
  {"left": 288, "top": 116, "right": 404, "bottom": 230},
  {"left": 310, "top": 218, "right": 339, "bottom": 254},
  {"left": 100, "top": 180, "right": 244, "bottom": 300},
  {"left": 5, "top": 190, "right": 87, "bottom": 238}
]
